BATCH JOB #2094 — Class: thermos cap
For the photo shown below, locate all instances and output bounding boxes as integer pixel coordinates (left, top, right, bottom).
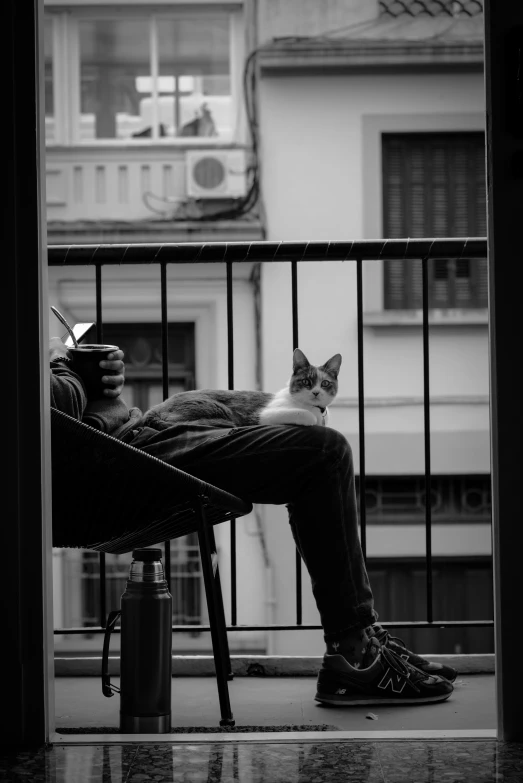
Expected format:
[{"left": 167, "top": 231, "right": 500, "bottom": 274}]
[{"left": 132, "top": 548, "right": 163, "bottom": 562}]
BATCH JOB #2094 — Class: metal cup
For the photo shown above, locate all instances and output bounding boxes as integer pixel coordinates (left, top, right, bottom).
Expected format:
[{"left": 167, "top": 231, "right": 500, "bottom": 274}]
[{"left": 68, "top": 344, "right": 119, "bottom": 400}]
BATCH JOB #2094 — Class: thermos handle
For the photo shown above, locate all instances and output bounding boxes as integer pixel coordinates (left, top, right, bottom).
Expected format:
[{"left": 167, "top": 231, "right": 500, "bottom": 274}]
[{"left": 102, "top": 609, "right": 121, "bottom": 698}]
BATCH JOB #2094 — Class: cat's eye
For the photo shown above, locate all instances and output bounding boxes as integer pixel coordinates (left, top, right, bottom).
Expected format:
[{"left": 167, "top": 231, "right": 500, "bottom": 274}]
[
  {"left": 302, "top": 379, "right": 312, "bottom": 388},
  {"left": 321, "top": 380, "right": 331, "bottom": 388}
]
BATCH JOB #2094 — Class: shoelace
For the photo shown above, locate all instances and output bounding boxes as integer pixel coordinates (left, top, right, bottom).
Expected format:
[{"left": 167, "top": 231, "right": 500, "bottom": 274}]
[
  {"left": 375, "top": 626, "right": 409, "bottom": 651},
  {"left": 379, "top": 645, "right": 428, "bottom": 693},
  {"left": 374, "top": 626, "right": 426, "bottom": 664}
]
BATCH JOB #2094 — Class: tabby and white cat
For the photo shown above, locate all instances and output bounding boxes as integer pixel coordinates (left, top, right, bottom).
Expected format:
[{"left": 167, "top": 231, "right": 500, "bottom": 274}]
[{"left": 141, "top": 348, "right": 342, "bottom": 430}]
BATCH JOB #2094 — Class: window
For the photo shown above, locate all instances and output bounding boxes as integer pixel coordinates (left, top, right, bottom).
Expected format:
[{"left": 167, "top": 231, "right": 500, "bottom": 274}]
[
  {"left": 360, "top": 474, "right": 493, "bottom": 654},
  {"left": 78, "top": 18, "right": 151, "bottom": 141},
  {"left": 367, "top": 558, "right": 494, "bottom": 654},
  {"left": 101, "top": 322, "right": 195, "bottom": 411},
  {"left": 45, "top": 8, "right": 238, "bottom": 144},
  {"left": 382, "top": 133, "right": 488, "bottom": 309},
  {"left": 356, "top": 475, "right": 492, "bottom": 524}
]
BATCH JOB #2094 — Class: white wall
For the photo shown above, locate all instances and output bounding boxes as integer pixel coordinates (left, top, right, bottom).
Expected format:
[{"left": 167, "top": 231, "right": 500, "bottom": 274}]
[
  {"left": 258, "top": 69, "right": 490, "bottom": 654},
  {"left": 258, "top": 70, "right": 488, "bottom": 443},
  {"left": 259, "top": 72, "right": 484, "bottom": 239}
]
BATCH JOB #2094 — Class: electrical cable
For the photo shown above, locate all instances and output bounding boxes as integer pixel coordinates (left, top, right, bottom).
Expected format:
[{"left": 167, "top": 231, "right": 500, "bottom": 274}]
[{"left": 142, "top": 43, "right": 266, "bottom": 224}]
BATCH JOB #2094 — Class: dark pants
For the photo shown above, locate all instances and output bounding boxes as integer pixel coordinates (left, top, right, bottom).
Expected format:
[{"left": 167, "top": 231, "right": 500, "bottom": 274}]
[{"left": 131, "top": 423, "right": 377, "bottom": 641}]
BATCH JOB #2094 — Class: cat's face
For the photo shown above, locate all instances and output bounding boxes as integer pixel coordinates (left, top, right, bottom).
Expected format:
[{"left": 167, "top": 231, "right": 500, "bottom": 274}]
[{"left": 289, "top": 348, "right": 342, "bottom": 410}]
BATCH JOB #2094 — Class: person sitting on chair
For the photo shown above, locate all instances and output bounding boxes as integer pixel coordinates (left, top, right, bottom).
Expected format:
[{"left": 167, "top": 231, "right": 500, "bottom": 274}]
[{"left": 50, "top": 335, "right": 457, "bottom": 707}]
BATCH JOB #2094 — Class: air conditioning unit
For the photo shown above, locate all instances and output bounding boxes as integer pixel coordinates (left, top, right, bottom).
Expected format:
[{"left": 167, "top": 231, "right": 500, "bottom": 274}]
[{"left": 186, "top": 149, "right": 248, "bottom": 199}]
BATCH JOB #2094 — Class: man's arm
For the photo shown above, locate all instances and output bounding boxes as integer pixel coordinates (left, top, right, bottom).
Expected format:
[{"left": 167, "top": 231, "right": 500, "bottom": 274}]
[{"left": 50, "top": 338, "right": 87, "bottom": 419}]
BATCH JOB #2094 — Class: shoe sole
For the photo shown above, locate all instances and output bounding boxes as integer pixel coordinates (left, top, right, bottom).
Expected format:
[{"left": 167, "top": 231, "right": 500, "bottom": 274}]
[{"left": 314, "top": 691, "right": 452, "bottom": 706}]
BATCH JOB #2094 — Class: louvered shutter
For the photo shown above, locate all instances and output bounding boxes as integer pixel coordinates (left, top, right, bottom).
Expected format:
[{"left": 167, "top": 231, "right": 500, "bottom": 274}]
[{"left": 383, "top": 133, "right": 487, "bottom": 310}]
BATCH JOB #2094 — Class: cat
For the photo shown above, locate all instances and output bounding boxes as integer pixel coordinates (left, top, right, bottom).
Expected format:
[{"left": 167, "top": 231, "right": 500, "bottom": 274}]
[
  {"left": 140, "top": 348, "right": 342, "bottom": 430},
  {"left": 179, "top": 103, "right": 218, "bottom": 138}
]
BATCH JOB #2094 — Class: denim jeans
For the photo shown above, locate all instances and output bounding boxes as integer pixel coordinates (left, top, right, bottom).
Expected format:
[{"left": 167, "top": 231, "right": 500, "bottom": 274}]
[{"left": 130, "top": 423, "right": 377, "bottom": 641}]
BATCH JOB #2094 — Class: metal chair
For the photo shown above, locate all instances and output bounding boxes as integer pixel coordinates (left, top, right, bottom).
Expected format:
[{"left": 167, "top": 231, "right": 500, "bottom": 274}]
[{"left": 51, "top": 407, "right": 252, "bottom": 726}]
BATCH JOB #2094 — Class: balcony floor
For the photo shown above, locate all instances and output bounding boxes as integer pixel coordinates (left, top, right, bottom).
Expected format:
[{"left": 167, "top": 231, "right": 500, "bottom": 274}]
[
  {"left": 3, "top": 675, "right": 523, "bottom": 783},
  {"left": 53, "top": 674, "right": 496, "bottom": 736}
]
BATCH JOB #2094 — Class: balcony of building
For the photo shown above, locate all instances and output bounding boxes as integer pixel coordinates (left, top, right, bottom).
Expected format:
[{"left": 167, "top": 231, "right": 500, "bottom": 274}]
[{"left": 41, "top": 237, "right": 495, "bottom": 747}]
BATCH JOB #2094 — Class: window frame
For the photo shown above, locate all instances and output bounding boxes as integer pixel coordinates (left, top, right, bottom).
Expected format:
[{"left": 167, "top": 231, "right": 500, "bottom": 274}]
[
  {"left": 381, "top": 131, "right": 487, "bottom": 311},
  {"left": 44, "top": 4, "right": 244, "bottom": 147},
  {"left": 100, "top": 321, "right": 196, "bottom": 410},
  {"left": 355, "top": 474, "right": 492, "bottom": 525},
  {"left": 360, "top": 112, "right": 486, "bottom": 319}
]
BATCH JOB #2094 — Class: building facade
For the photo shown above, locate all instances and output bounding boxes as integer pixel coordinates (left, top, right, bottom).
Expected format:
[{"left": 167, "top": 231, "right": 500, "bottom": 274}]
[{"left": 46, "top": 0, "right": 491, "bottom": 657}]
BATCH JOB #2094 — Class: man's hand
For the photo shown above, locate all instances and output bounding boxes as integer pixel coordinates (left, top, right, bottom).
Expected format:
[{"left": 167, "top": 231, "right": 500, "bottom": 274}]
[
  {"left": 50, "top": 338, "right": 126, "bottom": 398},
  {"left": 99, "top": 349, "right": 125, "bottom": 398},
  {"left": 49, "top": 336, "right": 71, "bottom": 363}
]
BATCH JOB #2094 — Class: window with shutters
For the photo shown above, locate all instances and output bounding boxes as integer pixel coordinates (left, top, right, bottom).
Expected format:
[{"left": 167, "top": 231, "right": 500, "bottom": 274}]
[{"left": 382, "top": 133, "right": 487, "bottom": 310}]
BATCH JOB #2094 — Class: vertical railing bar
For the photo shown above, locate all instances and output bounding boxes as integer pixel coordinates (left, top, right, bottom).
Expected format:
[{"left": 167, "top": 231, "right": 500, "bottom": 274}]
[
  {"left": 291, "top": 261, "right": 299, "bottom": 349},
  {"left": 160, "top": 260, "right": 171, "bottom": 590},
  {"left": 356, "top": 259, "right": 367, "bottom": 560},
  {"left": 95, "top": 264, "right": 103, "bottom": 343},
  {"left": 160, "top": 260, "right": 169, "bottom": 400},
  {"left": 226, "top": 261, "right": 234, "bottom": 390},
  {"left": 226, "top": 261, "right": 237, "bottom": 627},
  {"left": 230, "top": 523, "right": 237, "bottom": 627},
  {"left": 422, "top": 256, "right": 434, "bottom": 625},
  {"left": 448, "top": 258, "right": 457, "bottom": 309},
  {"left": 95, "top": 263, "right": 106, "bottom": 627},
  {"left": 291, "top": 260, "right": 302, "bottom": 626}
]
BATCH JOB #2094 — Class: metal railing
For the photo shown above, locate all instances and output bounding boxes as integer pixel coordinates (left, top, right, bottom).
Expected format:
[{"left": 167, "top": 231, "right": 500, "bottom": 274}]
[{"left": 49, "top": 237, "right": 493, "bottom": 639}]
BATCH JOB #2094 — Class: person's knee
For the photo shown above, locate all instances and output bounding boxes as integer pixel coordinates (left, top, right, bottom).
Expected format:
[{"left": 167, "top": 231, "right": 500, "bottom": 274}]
[
  {"left": 320, "top": 427, "right": 353, "bottom": 466},
  {"left": 302, "top": 426, "right": 352, "bottom": 467}
]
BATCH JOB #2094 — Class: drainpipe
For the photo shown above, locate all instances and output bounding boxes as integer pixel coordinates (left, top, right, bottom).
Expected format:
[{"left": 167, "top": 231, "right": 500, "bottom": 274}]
[{"left": 253, "top": 505, "right": 276, "bottom": 655}]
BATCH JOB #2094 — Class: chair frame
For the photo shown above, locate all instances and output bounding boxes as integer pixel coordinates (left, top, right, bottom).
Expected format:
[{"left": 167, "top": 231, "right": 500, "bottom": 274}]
[{"left": 51, "top": 407, "right": 253, "bottom": 727}]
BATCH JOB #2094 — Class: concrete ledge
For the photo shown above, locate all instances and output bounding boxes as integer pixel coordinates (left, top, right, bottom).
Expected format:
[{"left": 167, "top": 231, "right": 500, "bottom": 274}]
[
  {"left": 50, "top": 729, "right": 498, "bottom": 745},
  {"left": 55, "top": 653, "right": 494, "bottom": 677}
]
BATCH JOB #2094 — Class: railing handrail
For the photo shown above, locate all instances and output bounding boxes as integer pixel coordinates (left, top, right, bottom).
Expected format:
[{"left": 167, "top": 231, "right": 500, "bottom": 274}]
[{"left": 48, "top": 237, "right": 488, "bottom": 266}]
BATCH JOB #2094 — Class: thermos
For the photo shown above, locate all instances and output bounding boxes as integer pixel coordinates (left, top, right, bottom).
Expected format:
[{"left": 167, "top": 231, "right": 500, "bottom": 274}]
[{"left": 102, "top": 548, "right": 173, "bottom": 733}]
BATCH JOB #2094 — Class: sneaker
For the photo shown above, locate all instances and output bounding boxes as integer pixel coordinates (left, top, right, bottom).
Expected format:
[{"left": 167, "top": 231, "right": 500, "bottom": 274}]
[
  {"left": 368, "top": 624, "right": 457, "bottom": 683},
  {"left": 315, "top": 639, "right": 453, "bottom": 706}
]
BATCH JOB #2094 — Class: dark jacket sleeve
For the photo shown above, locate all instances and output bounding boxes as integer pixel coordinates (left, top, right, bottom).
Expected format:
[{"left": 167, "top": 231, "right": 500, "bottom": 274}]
[{"left": 50, "top": 361, "right": 87, "bottom": 420}]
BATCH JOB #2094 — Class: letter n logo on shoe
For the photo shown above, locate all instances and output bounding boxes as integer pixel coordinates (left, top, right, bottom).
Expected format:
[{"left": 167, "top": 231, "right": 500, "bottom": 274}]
[{"left": 377, "top": 668, "right": 406, "bottom": 694}]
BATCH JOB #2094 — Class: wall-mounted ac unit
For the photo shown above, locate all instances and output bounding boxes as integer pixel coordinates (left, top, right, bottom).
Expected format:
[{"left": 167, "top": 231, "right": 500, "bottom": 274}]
[{"left": 186, "top": 149, "right": 247, "bottom": 199}]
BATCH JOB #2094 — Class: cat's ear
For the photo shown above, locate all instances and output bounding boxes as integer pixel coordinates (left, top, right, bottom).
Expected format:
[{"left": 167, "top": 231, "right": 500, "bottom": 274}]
[
  {"left": 293, "top": 348, "right": 310, "bottom": 373},
  {"left": 322, "top": 354, "right": 342, "bottom": 378}
]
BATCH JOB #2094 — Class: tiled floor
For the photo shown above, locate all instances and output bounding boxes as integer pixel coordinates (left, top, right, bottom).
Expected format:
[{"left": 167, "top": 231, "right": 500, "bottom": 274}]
[{"left": 2, "top": 740, "right": 523, "bottom": 782}]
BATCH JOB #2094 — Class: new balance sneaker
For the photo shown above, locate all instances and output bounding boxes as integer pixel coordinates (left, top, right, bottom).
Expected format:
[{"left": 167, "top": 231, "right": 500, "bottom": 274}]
[
  {"left": 315, "top": 639, "right": 453, "bottom": 706},
  {"left": 368, "top": 624, "right": 457, "bottom": 683}
]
